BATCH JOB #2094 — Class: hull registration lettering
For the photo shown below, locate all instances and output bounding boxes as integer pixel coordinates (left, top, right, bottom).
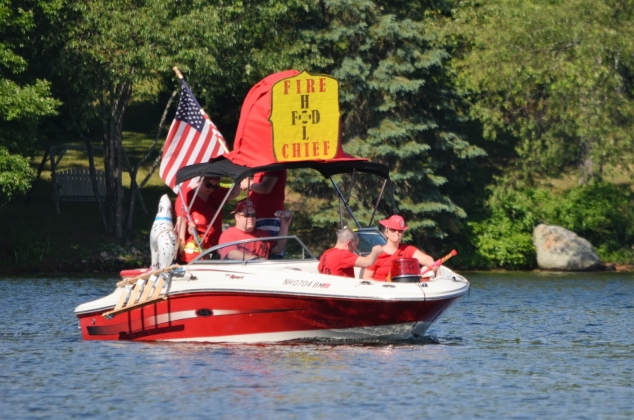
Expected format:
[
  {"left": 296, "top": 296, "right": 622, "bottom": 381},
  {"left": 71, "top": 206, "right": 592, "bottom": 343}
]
[{"left": 283, "top": 279, "right": 331, "bottom": 288}]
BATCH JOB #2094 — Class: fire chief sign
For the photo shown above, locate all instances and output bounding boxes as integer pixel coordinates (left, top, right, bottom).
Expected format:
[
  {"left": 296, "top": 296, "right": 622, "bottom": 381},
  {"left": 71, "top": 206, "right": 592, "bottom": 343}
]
[{"left": 269, "top": 71, "right": 340, "bottom": 162}]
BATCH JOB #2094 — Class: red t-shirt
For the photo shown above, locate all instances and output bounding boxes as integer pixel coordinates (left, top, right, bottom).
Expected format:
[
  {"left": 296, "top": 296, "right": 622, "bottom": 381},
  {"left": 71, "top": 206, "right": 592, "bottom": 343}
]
[
  {"left": 368, "top": 244, "right": 418, "bottom": 281},
  {"left": 175, "top": 187, "right": 229, "bottom": 216},
  {"left": 218, "top": 227, "right": 274, "bottom": 259},
  {"left": 175, "top": 187, "right": 229, "bottom": 247},
  {"left": 318, "top": 248, "right": 359, "bottom": 278},
  {"left": 248, "top": 170, "right": 286, "bottom": 218}
]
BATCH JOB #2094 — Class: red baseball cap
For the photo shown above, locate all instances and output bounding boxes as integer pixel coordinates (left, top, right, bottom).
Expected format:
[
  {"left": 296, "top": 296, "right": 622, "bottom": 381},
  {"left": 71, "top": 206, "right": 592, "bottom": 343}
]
[
  {"left": 231, "top": 198, "right": 255, "bottom": 214},
  {"left": 379, "top": 215, "right": 408, "bottom": 231}
]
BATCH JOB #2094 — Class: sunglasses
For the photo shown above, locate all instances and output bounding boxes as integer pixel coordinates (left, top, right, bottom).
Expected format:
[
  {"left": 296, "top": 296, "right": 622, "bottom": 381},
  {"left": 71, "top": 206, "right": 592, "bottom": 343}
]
[
  {"left": 386, "top": 227, "right": 404, "bottom": 233},
  {"left": 204, "top": 182, "right": 219, "bottom": 190},
  {"left": 239, "top": 212, "right": 257, "bottom": 218}
]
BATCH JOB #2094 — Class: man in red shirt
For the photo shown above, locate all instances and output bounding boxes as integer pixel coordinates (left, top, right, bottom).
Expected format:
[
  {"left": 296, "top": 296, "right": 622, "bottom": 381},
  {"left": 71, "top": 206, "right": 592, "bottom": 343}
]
[
  {"left": 318, "top": 228, "right": 384, "bottom": 278},
  {"left": 218, "top": 199, "right": 292, "bottom": 260},
  {"left": 240, "top": 170, "right": 287, "bottom": 236}
]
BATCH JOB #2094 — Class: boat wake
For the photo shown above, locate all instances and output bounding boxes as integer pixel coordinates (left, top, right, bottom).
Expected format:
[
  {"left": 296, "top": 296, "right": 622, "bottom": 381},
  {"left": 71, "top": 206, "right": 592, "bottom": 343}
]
[{"left": 283, "top": 334, "right": 459, "bottom": 346}]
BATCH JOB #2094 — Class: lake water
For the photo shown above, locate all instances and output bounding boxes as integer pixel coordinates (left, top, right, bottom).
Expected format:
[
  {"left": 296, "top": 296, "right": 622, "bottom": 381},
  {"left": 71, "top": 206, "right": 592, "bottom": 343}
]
[{"left": 1, "top": 272, "right": 633, "bottom": 419}]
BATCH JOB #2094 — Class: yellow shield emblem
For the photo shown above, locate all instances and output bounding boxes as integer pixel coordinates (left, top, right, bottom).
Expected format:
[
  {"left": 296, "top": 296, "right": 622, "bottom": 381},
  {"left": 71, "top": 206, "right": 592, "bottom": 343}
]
[{"left": 270, "top": 71, "right": 340, "bottom": 162}]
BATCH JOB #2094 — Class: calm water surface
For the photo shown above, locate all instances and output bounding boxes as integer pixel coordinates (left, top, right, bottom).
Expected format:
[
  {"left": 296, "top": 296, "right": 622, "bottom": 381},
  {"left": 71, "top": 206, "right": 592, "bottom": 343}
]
[{"left": 1, "top": 272, "right": 633, "bottom": 419}]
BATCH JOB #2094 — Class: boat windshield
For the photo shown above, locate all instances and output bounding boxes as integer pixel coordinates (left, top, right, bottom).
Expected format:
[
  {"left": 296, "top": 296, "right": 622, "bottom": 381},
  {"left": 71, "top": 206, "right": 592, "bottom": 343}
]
[
  {"left": 355, "top": 227, "right": 387, "bottom": 255},
  {"left": 190, "top": 235, "right": 316, "bottom": 263}
]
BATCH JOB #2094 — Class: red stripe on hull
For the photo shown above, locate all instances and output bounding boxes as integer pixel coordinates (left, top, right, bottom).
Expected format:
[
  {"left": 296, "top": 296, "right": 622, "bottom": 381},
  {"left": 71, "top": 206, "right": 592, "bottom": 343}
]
[{"left": 78, "top": 292, "right": 459, "bottom": 343}]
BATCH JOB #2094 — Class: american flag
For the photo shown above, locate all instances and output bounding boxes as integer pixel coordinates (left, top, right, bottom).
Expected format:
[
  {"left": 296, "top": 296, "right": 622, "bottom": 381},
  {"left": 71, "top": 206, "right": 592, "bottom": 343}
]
[{"left": 160, "top": 79, "right": 227, "bottom": 192}]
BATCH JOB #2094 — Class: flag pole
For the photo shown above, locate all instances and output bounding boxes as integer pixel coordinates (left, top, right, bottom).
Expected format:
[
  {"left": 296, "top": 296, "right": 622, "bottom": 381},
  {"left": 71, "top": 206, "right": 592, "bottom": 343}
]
[
  {"left": 170, "top": 66, "right": 230, "bottom": 256},
  {"left": 172, "top": 66, "right": 203, "bottom": 251}
]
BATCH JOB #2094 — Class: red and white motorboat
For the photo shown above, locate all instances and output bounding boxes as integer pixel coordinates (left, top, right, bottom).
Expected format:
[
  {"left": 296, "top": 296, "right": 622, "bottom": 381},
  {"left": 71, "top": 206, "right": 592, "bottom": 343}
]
[
  {"left": 76, "top": 263, "right": 468, "bottom": 343},
  {"left": 75, "top": 70, "right": 469, "bottom": 343},
  {"left": 74, "top": 159, "right": 469, "bottom": 343}
]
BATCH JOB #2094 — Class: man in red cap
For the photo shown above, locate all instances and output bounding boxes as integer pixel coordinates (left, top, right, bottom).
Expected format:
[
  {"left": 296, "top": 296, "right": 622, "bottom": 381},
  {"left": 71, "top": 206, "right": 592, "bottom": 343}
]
[
  {"left": 318, "top": 228, "right": 384, "bottom": 278},
  {"left": 362, "top": 215, "right": 435, "bottom": 281},
  {"left": 218, "top": 199, "right": 292, "bottom": 260}
]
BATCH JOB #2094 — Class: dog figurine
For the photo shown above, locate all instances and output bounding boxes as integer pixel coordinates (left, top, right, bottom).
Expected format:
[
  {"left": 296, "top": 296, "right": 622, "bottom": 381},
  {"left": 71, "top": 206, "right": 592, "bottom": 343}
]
[{"left": 150, "top": 194, "right": 177, "bottom": 270}]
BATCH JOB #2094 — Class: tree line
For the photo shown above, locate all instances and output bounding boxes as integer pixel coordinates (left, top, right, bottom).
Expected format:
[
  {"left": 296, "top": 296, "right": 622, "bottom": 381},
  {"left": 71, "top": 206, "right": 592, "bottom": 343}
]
[{"left": 2, "top": 0, "right": 633, "bottom": 268}]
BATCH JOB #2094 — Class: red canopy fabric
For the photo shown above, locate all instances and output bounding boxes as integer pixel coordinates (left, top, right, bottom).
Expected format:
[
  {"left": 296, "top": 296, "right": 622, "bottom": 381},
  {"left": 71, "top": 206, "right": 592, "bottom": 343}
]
[{"left": 224, "top": 70, "right": 364, "bottom": 167}]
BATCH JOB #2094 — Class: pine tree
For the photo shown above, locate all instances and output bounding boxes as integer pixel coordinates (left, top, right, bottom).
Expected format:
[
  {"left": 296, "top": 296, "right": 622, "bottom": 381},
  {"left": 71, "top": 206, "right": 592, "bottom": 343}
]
[{"left": 294, "top": 0, "right": 485, "bottom": 246}]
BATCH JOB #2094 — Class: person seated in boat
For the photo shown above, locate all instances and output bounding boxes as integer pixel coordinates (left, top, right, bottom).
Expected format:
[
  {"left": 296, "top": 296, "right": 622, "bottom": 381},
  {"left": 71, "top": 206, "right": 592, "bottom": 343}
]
[
  {"left": 240, "top": 170, "right": 287, "bottom": 237},
  {"left": 362, "top": 215, "right": 435, "bottom": 281},
  {"left": 175, "top": 177, "right": 240, "bottom": 253},
  {"left": 218, "top": 199, "right": 292, "bottom": 261},
  {"left": 318, "top": 228, "right": 384, "bottom": 278}
]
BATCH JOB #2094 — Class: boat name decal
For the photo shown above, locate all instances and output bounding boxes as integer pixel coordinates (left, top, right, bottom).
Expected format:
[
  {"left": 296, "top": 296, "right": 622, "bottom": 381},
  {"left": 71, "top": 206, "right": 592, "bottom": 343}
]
[
  {"left": 225, "top": 274, "right": 245, "bottom": 280},
  {"left": 283, "top": 279, "right": 331, "bottom": 289}
]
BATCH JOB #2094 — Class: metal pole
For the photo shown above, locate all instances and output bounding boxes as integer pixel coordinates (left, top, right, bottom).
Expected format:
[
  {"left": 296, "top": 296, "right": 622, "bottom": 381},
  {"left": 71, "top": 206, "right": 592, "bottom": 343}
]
[
  {"left": 200, "top": 184, "right": 235, "bottom": 245},
  {"left": 178, "top": 186, "right": 202, "bottom": 249},
  {"left": 369, "top": 179, "right": 387, "bottom": 227},
  {"left": 330, "top": 177, "right": 361, "bottom": 229}
]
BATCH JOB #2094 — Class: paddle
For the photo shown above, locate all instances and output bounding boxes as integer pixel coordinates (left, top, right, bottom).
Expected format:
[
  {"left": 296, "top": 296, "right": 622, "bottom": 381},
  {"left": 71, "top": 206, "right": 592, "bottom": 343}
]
[{"left": 420, "top": 249, "right": 457, "bottom": 276}]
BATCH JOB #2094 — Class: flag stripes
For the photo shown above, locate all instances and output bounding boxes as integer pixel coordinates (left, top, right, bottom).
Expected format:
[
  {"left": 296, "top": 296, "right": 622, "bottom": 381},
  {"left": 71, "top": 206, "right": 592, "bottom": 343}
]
[{"left": 159, "top": 79, "right": 226, "bottom": 192}]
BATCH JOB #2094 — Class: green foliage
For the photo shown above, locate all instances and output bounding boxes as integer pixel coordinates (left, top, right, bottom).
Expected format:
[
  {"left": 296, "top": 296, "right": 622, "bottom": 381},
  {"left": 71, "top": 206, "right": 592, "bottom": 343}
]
[
  {"left": 451, "top": 0, "right": 634, "bottom": 182},
  {"left": 167, "top": 0, "right": 318, "bottom": 132},
  {"left": 0, "top": 147, "right": 34, "bottom": 208},
  {"left": 464, "top": 180, "right": 634, "bottom": 269},
  {"left": 541, "top": 182, "right": 634, "bottom": 250},
  {"left": 33, "top": 0, "right": 316, "bottom": 239},
  {"left": 597, "top": 246, "right": 634, "bottom": 265},
  {"left": 465, "top": 183, "right": 540, "bottom": 269},
  {"left": 8, "top": 220, "right": 50, "bottom": 266},
  {"left": 0, "top": 0, "right": 60, "bottom": 207}
]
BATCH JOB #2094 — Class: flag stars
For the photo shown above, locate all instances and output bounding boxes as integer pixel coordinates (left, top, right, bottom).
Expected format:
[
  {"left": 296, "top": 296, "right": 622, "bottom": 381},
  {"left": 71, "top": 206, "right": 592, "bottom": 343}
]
[{"left": 175, "top": 85, "right": 205, "bottom": 132}]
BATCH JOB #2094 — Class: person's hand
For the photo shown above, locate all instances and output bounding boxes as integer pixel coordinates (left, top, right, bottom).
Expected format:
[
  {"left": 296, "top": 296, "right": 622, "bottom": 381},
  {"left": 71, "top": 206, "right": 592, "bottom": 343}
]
[
  {"left": 371, "top": 245, "right": 384, "bottom": 255},
  {"left": 279, "top": 212, "right": 293, "bottom": 227},
  {"left": 240, "top": 178, "right": 251, "bottom": 190}
]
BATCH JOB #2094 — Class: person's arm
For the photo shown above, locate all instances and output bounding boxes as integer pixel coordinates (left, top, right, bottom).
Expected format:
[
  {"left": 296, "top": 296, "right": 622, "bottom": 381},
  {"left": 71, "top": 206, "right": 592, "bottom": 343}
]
[
  {"left": 362, "top": 268, "right": 376, "bottom": 280},
  {"left": 226, "top": 184, "right": 241, "bottom": 200},
  {"left": 413, "top": 249, "right": 435, "bottom": 268},
  {"left": 270, "top": 213, "right": 292, "bottom": 254},
  {"left": 240, "top": 176, "right": 278, "bottom": 194},
  {"left": 354, "top": 245, "right": 383, "bottom": 268}
]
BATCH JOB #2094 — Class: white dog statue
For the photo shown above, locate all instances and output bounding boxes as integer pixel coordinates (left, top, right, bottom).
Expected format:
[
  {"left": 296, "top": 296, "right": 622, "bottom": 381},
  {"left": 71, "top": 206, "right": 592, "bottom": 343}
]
[{"left": 150, "top": 194, "right": 177, "bottom": 270}]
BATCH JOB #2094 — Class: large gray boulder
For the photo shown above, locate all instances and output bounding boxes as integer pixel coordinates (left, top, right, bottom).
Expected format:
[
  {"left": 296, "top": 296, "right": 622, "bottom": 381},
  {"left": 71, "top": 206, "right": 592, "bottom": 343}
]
[{"left": 533, "top": 224, "right": 602, "bottom": 271}]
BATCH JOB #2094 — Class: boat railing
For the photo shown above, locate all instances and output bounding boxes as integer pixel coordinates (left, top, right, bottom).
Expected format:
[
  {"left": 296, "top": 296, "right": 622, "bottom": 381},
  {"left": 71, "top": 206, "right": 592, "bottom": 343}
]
[{"left": 190, "top": 235, "right": 317, "bottom": 263}]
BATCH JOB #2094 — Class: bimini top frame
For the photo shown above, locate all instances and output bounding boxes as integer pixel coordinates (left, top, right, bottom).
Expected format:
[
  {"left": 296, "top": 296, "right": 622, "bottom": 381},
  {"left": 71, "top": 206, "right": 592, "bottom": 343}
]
[
  {"left": 175, "top": 156, "right": 392, "bottom": 240},
  {"left": 175, "top": 156, "right": 390, "bottom": 186}
]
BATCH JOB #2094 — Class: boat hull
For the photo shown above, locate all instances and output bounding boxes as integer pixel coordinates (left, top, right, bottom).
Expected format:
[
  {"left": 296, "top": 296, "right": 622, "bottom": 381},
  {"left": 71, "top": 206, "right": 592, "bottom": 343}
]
[
  {"left": 76, "top": 264, "right": 468, "bottom": 343},
  {"left": 78, "top": 291, "right": 461, "bottom": 342}
]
